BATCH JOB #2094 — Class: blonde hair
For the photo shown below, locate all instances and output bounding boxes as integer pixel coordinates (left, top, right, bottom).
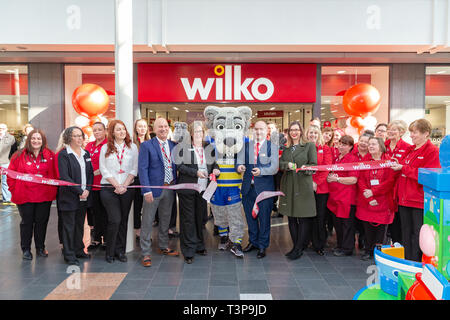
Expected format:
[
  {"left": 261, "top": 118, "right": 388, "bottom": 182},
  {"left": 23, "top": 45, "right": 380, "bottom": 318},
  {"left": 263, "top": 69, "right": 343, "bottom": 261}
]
[
  {"left": 55, "top": 129, "right": 67, "bottom": 153},
  {"left": 306, "top": 125, "right": 324, "bottom": 146},
  {"left": 388, "top": 120, "right": 408, "bottom": 136}
]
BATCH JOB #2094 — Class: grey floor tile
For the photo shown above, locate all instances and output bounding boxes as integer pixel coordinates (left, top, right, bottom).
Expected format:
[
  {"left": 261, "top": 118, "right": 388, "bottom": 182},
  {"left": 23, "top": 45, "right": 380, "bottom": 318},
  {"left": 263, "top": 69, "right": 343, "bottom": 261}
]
[
  {"left": 110, "top": 292, "right": 144, "bottom": 300},
  {"left": 176, "top": 293, "right": 208, "bottom": 300},
  {"left": 144, "top": 286, "right": 177, "bottom": 300},
  {"left": 297, "top": 279, "right": 333, "bottom": 297},
  {"left": 209, "top": 273, "right": 238, "bottom": 286},
  {"left": 238, "top": 280, "right": 270, "bottom": 294},
  {"left": 321, "top": 273, "right": 349, "bottom": 287},
  {"left": 291, "top": 267, "right": 323, "bottom": 280},
  {"left": 270, "top": 286, "right": 304, "bottom": 300},
  {"left": 151, "top": 273, "right": 182, "bottom": 287},
  {"left": 208, "top": 286, "right": 240, "bottom": 300},
  {"left": 178, "top": 279, "right": 209, "bottom": 294},
  {"left": 115, "top": 279, "right": 152, "bottom": 294}
]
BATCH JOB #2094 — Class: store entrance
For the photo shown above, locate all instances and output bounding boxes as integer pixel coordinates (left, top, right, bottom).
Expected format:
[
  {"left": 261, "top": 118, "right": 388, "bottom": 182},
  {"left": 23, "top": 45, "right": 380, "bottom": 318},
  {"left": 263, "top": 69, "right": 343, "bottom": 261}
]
[{"left": 140, "top": 103, "right": 313, "bottom": 132}]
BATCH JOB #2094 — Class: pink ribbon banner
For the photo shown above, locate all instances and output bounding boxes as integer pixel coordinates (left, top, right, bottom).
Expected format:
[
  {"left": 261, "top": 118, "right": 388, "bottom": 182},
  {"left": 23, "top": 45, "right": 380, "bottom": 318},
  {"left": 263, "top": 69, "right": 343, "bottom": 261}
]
[
  {"left": 252, "top": 191, "right": 285, "bottom": 218},
  {"left": 0, "top": 167, "right": 203, "bottom": 193},
  {"left": 295, "top": 160, "right": 397, "bottom": 173}
]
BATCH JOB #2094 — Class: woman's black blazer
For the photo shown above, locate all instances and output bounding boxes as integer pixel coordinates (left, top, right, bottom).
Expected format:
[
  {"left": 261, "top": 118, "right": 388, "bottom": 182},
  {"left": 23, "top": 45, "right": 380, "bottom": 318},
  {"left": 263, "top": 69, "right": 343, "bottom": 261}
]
[
  {"left": 57, "top": 148, "right": 94, "bottom": 211},
  {"left": 176, "top": 143, "right": 219, "bottom": 195}
]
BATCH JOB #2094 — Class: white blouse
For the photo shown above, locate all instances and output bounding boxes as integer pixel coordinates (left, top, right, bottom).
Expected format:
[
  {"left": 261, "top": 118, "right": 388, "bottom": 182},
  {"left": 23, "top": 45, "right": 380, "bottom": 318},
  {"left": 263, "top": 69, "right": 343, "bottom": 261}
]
[{"left": 99, "top": 141, "right": 138, "bottom": 185}]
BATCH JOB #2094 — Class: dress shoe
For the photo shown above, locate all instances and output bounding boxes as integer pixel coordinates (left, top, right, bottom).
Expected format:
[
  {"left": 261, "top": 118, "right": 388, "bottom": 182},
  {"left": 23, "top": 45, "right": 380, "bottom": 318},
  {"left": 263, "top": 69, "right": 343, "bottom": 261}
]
[
  {"left": 76, "top": 252, "right": 91, "bottom": 259},
  {"left": 285, "top": 248, "right": 295, "bottom": 257},
  {"left": 256, "top": 249, "right": 266, "bottom": 259},
  {"left": 243, "top": 243, "right": 257, "bottom": 253},
  {"left": 115, "top": 253, "right": 127, "bottom": 262},
  {"left": 141, "top": 255, "right": 152, "bottom": 267},
  {"left": 22, "top": 250, "right": 33, "bottom": 260},
  {"left": 287, "top": 250, "right": 303, "bottom": 260},
  {"left": 184, "top": 257, "right": 193, "bottom": 264},
  {"left": 195, "top": 249, "right": 208, "bottom": 256},
  {"left": 36, "top": 248, "right": 48, "bottom": 257},
  {"left": 105, "top": 255, "right": 114, "bottom": 263},
  {"left": 316, "top": 249, "right": 325, "bottom": 256}
]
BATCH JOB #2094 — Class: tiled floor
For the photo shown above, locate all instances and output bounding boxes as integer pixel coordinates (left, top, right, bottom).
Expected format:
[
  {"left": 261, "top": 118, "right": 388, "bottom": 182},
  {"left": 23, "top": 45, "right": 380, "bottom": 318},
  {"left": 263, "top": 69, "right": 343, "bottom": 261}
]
[{"left": 0, "top": 203, "right": 375, "bottom": 300}]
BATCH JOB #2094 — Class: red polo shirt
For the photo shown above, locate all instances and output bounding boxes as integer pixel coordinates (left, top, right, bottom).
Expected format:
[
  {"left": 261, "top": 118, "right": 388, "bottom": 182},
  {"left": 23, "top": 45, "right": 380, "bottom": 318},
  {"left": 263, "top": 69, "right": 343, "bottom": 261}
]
[
  {"left": 85, "top": 138, "right": 107, "bottom": 190},
  {"left": 313, "top": 144, "right": 332, "bottom": 194}
]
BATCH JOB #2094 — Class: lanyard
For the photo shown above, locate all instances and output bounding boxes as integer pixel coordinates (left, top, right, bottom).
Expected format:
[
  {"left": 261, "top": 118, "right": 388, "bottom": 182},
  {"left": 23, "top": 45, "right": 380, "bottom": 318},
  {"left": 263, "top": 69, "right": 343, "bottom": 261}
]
[
  {"left": 116, "top": 146, "right": 125, "bottom": 173},
  {"left": 194, "top": 146, "right": 204, "bottom": 165},
  {"left": 158, "top": 141, "right": 171, "bottom": 165}
]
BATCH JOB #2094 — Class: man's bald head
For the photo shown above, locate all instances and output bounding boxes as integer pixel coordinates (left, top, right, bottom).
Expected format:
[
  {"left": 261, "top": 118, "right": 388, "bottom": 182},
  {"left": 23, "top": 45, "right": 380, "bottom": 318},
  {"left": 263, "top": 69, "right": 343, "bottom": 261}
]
[
  {"left": 254, "top": 121, "right": 268, "bottom": 142},
  {"left": 154, "top": 117, "right": 169, "bottom": 141}
]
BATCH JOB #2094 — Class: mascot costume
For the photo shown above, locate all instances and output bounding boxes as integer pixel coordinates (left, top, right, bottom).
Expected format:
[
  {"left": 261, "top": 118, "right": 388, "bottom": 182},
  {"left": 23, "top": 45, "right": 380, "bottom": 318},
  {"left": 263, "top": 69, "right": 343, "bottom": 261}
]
[{"left": 204, "top": 105, "right": 252, "bottom": 258}]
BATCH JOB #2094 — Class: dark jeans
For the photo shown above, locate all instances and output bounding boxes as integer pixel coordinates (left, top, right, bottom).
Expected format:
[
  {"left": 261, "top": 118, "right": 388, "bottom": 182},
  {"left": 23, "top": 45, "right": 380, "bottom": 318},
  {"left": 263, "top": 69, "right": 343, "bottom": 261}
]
[
  {"left": 91, "top": 190, "right": 107, "bottom": 243},
  {"left": 100, "top": 187, "right": 135, "bottom": 257},
  {"left": 61, "top": 201, "right": 87, "bottom": 261},
  {"left": 178, "top": 192, "right": 207, "bottom": 257},
  {"left": 288, "top": 216, "right": 313, "bottom": 253},
  {"left": 399, "top": 205, "right": 423, "bottom": 262},
  {"left": 362, "top": 221, "right": 387, "bottom": 256},
  {"left": 332, "top": 205, "right": 356, "bottom": 254},
  {"left": 311, "top": 193, "right": 329, "bottom": 251},
  {"left": 17, "top": 201, "right": 52, "bottom": 252}
]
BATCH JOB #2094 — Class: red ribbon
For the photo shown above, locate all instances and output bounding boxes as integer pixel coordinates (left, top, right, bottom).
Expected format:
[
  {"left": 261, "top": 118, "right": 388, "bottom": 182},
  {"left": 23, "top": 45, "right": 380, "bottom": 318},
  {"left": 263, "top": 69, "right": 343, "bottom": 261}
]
[{"left": 295, "top": 160, "right": 397, "bottom": 173}]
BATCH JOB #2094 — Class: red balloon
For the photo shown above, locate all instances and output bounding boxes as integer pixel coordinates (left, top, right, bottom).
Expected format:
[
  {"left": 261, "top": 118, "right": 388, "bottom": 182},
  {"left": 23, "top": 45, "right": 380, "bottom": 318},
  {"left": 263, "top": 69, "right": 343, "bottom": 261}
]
[
  {"left": 72, "top": 84, "right": 110, "bottom": 117},
  {"left": 342, "top": 83, "right": 381, "bottom": 117},
  {"left": 350, "top": 116, "right": 364, "bottom": 130},
  {"left": 89, "top": 116, "right": 102, "bottom": 127},
  {"left": 82, "top": 125, "right": 93, "bottom": 137}
]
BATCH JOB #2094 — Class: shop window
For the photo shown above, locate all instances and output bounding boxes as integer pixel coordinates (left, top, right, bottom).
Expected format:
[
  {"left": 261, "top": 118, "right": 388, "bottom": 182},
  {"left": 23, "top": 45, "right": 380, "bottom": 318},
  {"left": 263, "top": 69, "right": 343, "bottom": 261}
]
[
  {"left": 320, "top": 66, "right": 389, "bottom": 138},
  {"left": 0, "top": 65, "right": 28, "bottom": 138},
  {"left": 64, "top": 65, "right": 115, "bottom": 139},
  {"left": 425, "top": 66, "right": 450, "bottom": 147}
]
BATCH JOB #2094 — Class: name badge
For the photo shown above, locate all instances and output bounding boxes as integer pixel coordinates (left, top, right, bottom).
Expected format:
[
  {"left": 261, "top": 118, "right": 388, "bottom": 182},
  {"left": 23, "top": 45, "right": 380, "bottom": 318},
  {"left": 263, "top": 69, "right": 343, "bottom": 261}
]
[
  {"left": 318, "top": 150, "right": 323, "bottom": 153},
  {"left": 259, "top": 153, "right": 266, "bottom": 157},
  {"left": 35, "top": 174, "right": 43, "bottom": 178},
  {"left": 86, "top": 158, "right": 91, "bottom": 162},
  {"left": 26, "top": 162, "right": 32, "bottom": 166},
  {"left": 370, "top": 179, "right": 380, "bottom": 186},
  {"left": 418, "top": 156, "right": 424, "bottom": 159},
  {"left": 42, "top": 159, "right": 47, "bottom": 163}
]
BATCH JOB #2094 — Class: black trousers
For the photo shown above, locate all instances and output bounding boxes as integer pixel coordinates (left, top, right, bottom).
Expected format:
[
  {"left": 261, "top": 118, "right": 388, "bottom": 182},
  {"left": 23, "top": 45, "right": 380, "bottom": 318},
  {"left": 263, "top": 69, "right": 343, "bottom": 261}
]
[
  {"left": 388, "top": 211, "right": 402, "bottom": 244},
  {"left": 133, "top": 177, "right": 143, "bottom": 230},
  {"left": 91, "top": 190, "right": 108, "bottom": 243},
  {"left": 332, "top": 205, "right": 356, "bottom": 254},
  {"left": 355, "top": 215, "right": 366, "bottom": 250},
  {"left": 178, "top": 192, "right": 207, "bottom": 257},
  {"left": 100, "top": 187, "right": 135, "bottom": 257},
  {"left": 362, "top": 221, "right": 387, "bottom": 256},
  {"left": 61, "top": 201, "right": 87, "bottom": 261},
  {"left": 17, "top": 201, "right": 52, "bottom": 251},
  {"left": 169, "top": 193, "right": 178, "bottom": 230},
  {"left": 398, "top": 205, "right": 423, "bottom": 262},
  {"left": 86, "top": 207, "right": 94, "bottom": 227},
  {"left": 311, "top": 193, "right": 329, "bottom": 251},
  {"left": 288, "top": 216, "right": 313, "bottom": 253},
  {"left": 57, "top": 208, "right": 63, "bottom": 245}
]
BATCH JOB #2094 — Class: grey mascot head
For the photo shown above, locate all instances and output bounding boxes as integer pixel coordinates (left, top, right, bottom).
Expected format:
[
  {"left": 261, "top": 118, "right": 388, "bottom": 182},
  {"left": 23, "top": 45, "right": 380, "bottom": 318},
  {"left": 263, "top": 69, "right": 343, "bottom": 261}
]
[
  {"left": 172, "top": 121, "right": 189, "bottom": 143},
  {"left": 204, "top": 105, "right": 252, "bottom": 156}
]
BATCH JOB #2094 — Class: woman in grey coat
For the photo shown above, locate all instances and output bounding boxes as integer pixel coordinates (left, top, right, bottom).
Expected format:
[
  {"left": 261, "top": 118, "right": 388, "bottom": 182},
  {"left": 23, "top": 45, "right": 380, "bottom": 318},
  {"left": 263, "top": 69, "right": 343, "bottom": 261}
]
[{"left": 279, "top": 121, "right": 317, "bottom": 260}]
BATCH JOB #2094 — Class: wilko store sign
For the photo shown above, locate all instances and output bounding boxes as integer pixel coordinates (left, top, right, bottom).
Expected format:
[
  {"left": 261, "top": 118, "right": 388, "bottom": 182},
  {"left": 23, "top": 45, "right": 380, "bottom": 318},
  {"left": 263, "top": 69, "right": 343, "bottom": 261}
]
[{"left": 138, "top": 63, "right": 316, "bottom": 103}]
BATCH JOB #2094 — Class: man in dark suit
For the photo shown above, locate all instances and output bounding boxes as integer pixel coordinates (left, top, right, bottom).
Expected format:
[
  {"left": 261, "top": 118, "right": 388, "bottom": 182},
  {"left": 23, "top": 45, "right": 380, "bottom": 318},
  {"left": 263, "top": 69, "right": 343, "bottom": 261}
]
[
  {"left": 238, "top": 121, "right": 279, "bottom": 259},
  {"left": 138, "top": 118, "right": 179, "bottom": 267}
]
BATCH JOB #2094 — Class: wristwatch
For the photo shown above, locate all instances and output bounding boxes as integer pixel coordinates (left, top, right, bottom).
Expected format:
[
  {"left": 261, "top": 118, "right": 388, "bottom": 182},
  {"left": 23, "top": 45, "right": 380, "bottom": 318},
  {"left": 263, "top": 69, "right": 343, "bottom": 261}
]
[{"left": 336, "top": 177, "right": 340, "bottom": 183}]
